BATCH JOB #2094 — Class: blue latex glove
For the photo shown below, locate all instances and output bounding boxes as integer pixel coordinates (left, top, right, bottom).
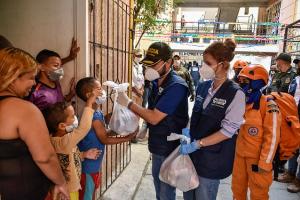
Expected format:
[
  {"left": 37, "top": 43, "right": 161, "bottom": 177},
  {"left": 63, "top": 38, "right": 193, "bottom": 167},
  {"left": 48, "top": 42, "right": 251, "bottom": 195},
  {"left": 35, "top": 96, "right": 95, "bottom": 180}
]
[
  {"left": 180, "top": 140, "right": 200, "bottom": 155},
  {"left": 180, "top": 128, "right": 191, "bottom": 144},
  {"left": 182, "top": 128, "right": 191, "bottom": 138}
]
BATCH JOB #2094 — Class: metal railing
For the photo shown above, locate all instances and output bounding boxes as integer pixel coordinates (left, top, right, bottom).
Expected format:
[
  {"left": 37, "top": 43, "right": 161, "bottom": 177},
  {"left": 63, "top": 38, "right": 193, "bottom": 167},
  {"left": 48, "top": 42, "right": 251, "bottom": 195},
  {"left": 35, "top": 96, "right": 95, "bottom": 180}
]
[
  {"left": 170, "top": 19, "right": 281, "bottom": 45},
  {"left": 89, "top": 0, "right": 133, "bottom": 197}
]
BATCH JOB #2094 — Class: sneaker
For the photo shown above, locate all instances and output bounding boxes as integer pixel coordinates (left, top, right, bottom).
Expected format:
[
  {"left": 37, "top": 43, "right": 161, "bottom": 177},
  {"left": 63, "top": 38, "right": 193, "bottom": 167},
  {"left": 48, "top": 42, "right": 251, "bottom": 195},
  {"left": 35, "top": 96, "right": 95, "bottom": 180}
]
[
  {"left": 277, "top": 172, "right": 295, "bottom": 183},
  {"left": 287, "top": 179, "right": 300, "bottom": 193}
]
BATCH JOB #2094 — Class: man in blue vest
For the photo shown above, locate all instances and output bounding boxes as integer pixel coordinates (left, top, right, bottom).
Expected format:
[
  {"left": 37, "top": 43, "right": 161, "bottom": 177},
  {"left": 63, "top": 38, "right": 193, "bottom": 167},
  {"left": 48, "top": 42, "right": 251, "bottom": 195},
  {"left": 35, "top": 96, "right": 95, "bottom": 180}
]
[{"left": 116, "top": 42, "right": 189, "bottom": 200}]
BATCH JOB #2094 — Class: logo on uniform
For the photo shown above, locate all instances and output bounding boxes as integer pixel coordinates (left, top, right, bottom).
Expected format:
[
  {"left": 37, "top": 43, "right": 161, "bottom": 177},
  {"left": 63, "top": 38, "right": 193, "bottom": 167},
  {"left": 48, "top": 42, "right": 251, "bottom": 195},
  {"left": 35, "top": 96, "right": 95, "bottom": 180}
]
[
  {"left": 147, "top": 48, "right": 159, "bottom": 56},
  {"left": 158, "top": 87, "right": 164, "bottom": 95},
  {"left": 285, "top": 78, "right": 291, "bottom": 84},
  {"left": 211, "top": 98, "right": 226, "bottom": 108},
  {"left": 248, "top": 127, "right": 258, "bottom": 136}
]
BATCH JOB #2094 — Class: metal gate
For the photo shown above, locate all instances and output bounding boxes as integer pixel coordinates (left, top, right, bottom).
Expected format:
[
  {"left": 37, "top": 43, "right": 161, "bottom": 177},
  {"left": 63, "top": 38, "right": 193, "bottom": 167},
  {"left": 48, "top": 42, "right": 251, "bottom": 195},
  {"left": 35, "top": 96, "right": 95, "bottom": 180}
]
[
  {"left": 283, "top": 19, "right": 300, "bottom": 56},
  {"left": 88, "top": 0, "right": 133, "bottom": 197}
]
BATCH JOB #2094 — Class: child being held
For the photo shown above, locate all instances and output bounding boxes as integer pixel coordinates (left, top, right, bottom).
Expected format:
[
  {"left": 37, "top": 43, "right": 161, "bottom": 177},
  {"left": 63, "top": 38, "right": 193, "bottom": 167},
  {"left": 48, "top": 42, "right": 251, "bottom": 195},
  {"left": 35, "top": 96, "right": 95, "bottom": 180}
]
[
  {"left": 75, "top": 77, "right": 137, "bottom": 200},
  {"left": 43, "top": 88, "right": 101, "bottom": 200}
]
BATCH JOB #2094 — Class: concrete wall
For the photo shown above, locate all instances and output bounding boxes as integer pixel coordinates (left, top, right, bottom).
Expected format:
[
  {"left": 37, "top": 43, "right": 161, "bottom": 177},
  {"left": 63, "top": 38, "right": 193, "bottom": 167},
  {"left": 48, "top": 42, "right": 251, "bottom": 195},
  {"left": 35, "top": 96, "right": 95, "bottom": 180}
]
[
  {"left": 295, "top": 0, "right": 300, "bottom": 19},
  {"left": 277, "top": 0, "right": 300, "bottom": 52},
  {"left": 177, "top": 7, "right": 219, "bottom": 21},
  {"left": 279, "top": 0, "right": 298, "bottom": 24},
  {"left": 0, "top": 0, "right": 133, "bottom": 197},
  {"left": 0, "top": 0, "right": 89, "bottom": 95}
]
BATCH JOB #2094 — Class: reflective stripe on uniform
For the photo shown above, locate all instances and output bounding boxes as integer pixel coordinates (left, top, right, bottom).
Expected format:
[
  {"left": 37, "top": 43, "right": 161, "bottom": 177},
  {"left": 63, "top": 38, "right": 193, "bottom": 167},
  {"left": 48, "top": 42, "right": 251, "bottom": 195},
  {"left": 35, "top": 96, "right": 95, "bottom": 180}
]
[{"left": 266, "top": 111, "right": 278, "bottom": 163}]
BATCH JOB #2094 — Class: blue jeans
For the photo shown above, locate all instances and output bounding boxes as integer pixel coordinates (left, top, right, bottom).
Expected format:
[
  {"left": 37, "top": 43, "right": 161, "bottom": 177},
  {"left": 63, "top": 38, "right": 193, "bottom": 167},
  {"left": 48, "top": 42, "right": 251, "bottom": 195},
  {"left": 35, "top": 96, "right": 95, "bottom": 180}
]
[
  {"left": 288, "top": 151, "right": 300, "bottom": 178},
  {"left": 152, "top": 153, "right": 176, "bottom": 200},
  {"left": 183, "top": 176, "right": 220, "bottom": 200}
]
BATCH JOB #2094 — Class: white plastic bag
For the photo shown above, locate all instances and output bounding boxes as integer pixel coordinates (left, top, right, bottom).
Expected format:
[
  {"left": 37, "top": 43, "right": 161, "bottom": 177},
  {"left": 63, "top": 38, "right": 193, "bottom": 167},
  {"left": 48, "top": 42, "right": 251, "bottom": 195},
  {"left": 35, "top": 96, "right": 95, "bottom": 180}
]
[
  {"left": 103, "top": 81, "right": 139, "bottom": 135},
  {"left": 159, "top": 133, "right": 199, "bottom": 192}
]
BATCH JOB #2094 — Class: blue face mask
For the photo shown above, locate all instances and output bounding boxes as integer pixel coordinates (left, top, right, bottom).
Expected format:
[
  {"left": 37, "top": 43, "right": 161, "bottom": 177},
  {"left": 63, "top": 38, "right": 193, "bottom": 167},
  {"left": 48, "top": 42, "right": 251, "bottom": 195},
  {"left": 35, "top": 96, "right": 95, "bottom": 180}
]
[{"left": 241, "top": 79, "right": 265, "bottom": 104}]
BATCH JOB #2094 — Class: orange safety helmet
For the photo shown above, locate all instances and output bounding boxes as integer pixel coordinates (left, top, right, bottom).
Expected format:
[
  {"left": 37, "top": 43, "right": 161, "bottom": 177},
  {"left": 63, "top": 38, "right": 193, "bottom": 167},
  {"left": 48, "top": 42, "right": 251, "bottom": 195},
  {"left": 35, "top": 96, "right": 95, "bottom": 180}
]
[
  {"left": 233, "top": 60, "right": 248, "bottom": 70},
  {"left": 238, "top": 64, "right": 269, "bottom": 85}
]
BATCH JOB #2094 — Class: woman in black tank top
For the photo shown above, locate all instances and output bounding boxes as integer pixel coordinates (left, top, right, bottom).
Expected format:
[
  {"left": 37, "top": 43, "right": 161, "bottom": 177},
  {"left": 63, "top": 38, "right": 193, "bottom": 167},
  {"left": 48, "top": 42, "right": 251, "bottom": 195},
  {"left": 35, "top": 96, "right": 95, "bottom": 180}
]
[
  {"left": 0, "top": 48, "right": 69, "bottom": 200},
  {"left": 0, "top": 130, "right": 50, "bottom": 199}
]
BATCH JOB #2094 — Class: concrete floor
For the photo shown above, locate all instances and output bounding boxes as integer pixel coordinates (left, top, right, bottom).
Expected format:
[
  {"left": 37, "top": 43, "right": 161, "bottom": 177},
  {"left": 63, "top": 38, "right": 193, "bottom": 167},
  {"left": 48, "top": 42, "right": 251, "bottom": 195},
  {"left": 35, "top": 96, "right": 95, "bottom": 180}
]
[
  {"left": 102, "top": 100, "right": 300, "bottom": 200},
  {"left": 102, "top": 142, "right": 300, "bottom": 200}
]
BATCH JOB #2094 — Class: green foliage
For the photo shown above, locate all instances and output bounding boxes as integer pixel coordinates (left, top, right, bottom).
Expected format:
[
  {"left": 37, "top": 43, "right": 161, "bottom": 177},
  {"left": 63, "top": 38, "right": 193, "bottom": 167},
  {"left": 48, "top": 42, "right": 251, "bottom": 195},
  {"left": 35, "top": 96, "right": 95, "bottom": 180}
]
[
  {"left": 133, "top": 0, "right": 184, "bottom": 47},
  {"left": 135, "top": 0, "right": 158, "bottom": 29},
  {"left": 133, "top": 0, "right": 163, "bottom": 47}
]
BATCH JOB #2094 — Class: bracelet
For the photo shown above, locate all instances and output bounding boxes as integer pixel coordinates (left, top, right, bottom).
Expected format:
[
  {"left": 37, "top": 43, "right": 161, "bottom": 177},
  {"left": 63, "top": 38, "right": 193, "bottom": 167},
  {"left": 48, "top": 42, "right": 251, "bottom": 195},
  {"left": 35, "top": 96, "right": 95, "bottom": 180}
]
[{"left": 127, "top": 101, "right": 134, "bottom": 109}]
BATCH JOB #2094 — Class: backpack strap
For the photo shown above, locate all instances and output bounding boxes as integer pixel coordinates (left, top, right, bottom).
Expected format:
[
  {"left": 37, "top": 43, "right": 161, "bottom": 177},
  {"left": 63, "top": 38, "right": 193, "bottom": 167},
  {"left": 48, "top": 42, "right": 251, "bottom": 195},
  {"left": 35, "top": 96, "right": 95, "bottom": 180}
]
[{"left": 0, "top": 96, "right": 18, "bottom": 101}]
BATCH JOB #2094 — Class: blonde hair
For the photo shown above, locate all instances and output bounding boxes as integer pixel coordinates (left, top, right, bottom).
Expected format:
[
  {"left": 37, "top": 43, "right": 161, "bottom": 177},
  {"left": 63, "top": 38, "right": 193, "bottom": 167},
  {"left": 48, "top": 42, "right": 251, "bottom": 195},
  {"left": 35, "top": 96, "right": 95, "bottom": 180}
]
[{"left": 0, "top": 47, "right": 37, "bottom": 92}]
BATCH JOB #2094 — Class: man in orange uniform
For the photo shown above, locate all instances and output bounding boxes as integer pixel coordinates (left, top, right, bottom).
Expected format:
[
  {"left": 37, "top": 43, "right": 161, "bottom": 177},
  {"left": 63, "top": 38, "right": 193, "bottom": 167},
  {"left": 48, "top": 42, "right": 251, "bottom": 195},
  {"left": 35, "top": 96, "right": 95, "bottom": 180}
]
[
  {"left": 232, "top": 65, "right": 282, "bottom": 200},
  {"left": 233, "top": 60, "right": 248, "bottom": 83}
]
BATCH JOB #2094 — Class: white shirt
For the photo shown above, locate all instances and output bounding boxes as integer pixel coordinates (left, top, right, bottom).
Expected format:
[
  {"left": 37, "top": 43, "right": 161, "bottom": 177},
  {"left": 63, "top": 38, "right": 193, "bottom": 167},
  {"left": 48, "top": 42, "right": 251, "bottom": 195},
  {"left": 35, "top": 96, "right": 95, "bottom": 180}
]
[
  {"left": 294, "top": 76, "right": 300, "bottom": 105},
  {"left": 132, "top": 61, "right": 144, "bottom": 90},
  {"left": 203, "top": 81, "right": 246, "bottom": 138}
]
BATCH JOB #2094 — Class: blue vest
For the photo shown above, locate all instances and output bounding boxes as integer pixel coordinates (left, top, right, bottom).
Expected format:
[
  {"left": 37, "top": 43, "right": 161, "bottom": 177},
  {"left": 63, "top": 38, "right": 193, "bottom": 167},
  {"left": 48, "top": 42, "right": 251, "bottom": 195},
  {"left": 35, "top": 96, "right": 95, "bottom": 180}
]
[
  {"left": 190, "top": 79, "right": 240, "bottom": 179},
  {"left": 148, "top": 70, "right": 189, "bottom": 156}
]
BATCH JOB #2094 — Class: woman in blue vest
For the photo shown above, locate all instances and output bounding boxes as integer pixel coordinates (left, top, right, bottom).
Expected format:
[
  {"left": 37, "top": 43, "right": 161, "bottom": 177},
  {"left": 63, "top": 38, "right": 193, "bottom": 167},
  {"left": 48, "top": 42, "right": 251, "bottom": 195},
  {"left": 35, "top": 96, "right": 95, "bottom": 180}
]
[{"left": 180, "top": 39, "right": 246, "bottom": 200}]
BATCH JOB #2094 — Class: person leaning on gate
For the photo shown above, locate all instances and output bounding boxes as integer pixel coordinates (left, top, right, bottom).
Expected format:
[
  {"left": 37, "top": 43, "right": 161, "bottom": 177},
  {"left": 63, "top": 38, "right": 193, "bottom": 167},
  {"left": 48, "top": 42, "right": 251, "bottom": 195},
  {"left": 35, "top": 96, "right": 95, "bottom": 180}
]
[
  {"left": 173, "top": 55, "right": 196, "bottom": 101},
  {"left": 267, "top": 53, "right": 297, "bottom": 94},
  {"left": 231, "top": 65, "right": 281, "bottom": 200},
  {"left": 179, "top": 39, "right": 245, "bottom": 200},
  {"left": 115, "top": 42, "right": 190, "bottom": 200}
]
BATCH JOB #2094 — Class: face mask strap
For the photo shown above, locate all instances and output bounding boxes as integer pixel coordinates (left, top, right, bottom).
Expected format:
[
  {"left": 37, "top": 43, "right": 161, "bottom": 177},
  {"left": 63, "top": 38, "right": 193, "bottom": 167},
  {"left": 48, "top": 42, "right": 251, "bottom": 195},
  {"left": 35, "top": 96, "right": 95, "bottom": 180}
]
[{"left": 214, "top": 62, "right": 227, "bottom": 80}]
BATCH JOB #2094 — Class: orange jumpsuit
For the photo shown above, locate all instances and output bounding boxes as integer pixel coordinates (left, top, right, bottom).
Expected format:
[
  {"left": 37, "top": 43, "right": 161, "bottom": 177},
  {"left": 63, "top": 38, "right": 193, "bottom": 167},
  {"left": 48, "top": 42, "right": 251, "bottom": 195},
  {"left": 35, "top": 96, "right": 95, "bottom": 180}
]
[{"left": 232, "top": 96, "right": 281, "bottom": 200}]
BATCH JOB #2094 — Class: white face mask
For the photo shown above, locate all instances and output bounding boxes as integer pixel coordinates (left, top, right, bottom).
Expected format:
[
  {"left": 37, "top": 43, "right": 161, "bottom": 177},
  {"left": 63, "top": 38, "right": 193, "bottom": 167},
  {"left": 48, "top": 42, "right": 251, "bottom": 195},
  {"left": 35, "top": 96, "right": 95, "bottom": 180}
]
[
  {"left": 200, "top": 62, "right": 226, "bottom": 80},
  {"left": 145, "top": 62, "right": 166, "bottom": 81},
  {"left": 65, "top": 116, "right": 79, "bottom": 133},
  {"left": 95, "top": 90, "right": 107, "bottom": 105},
  {"left": 134, "top": 57, "right": 141, "bottom": 63},
  {"left": 48, "top": 68, "right": 64, "bottom": 81},
  {"left": 199, "top": 63, "right": 216, "bottom": 80},
  {"left": 174, "top": 60, "right": 180, "bottom": 67}
]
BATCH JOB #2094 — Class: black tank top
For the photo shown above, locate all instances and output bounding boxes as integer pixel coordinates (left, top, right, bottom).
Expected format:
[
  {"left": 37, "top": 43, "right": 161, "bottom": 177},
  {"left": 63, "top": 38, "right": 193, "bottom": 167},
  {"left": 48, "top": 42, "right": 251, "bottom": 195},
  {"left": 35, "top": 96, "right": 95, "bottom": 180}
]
[{"left": 0, "top": 96, "right": 51, "bottom": 200}]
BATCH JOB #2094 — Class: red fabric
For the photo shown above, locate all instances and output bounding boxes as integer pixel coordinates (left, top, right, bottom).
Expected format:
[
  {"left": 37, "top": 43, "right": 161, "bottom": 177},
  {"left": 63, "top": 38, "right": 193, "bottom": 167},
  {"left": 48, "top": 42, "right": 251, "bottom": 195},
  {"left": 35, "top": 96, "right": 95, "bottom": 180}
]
[{"left": 79, "top": 172, "right": 102, "bottom": 200}]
